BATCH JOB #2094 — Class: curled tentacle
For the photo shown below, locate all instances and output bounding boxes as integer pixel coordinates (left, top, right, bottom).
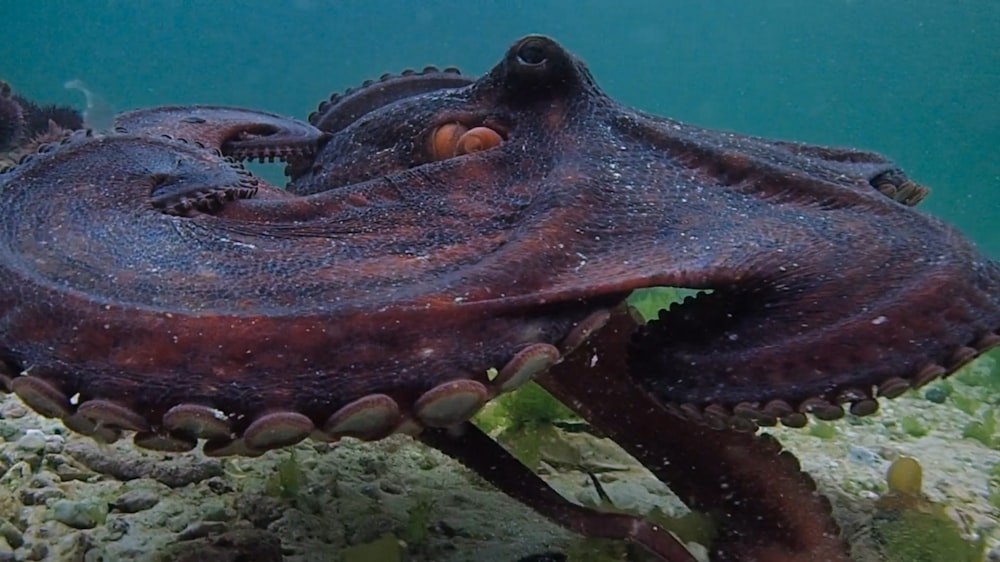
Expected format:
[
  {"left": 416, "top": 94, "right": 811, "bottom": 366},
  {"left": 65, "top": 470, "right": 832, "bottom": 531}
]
[
  {"left": 627, "top": 257, "right": 1000, "bottom": 432},
  {"left": 538, "top": 310, "right": 850, "bottom": 561},
  {"left": 113, "top": 106, "right": 329, "bottom": 164},
  {"left": 308, "top": 66, "right": 473, "bottom": 134},
  {"left": 286, "top": 67, "right": 475, "bottom": 184}
]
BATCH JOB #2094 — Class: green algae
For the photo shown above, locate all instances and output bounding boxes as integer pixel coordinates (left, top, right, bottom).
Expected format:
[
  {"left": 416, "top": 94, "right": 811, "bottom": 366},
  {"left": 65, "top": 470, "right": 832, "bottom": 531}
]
[
  {"left": 264, "top": 451, "right": 305, "bottom": 498},
  {"left": 954, "top": 351, "right": 999, "bottom": 390},
  {"left": 342, "top": 533, "right": 404, "bottom": 562},
  {"left": 952, "top": 394, "right": 983, "bottom": 416},
  {"left": 872, "top": 508, "right": 986, "bottom": 562},
  {"left": 808, "top": 420, "right": 837, "bottom": 439},
  {"left": 874, "top": 456, "right": 986, "bottom": 562},
  {"left": 400, "top": 495, "right": 434, "bottom": 549},
  {"left": 961, "top": 408, "right": 998, "bottom": 448},
  {"left": 900, "top": 415, "right": 929, "bottom": 438}
]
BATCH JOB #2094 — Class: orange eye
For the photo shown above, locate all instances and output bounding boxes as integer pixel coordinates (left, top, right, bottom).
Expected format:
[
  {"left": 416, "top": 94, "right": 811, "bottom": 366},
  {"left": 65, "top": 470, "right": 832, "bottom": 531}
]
[
  {"left": 455, "top": 127, "right": 503, "bottom": 156},
  {"left": 429, "top": 122, "right": 467, "bottom": 160},
  {"left": 429, "top": 123, "right": 504, "bottom": 161}
]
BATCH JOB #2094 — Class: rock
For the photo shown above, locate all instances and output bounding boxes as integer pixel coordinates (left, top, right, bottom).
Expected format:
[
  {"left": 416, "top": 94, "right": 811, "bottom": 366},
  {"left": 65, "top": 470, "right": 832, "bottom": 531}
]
[
  {"left": 19, "top": 487, "right": 64, "bottom": 505},
  {"left": 15, "top": 430, "right": 46, "bottom": 453},
  {"left": 157, "top": 529, "right": 283, "bottom": 562},
  {"left": 15, "top": 541, "right": 47, "bottom": 561},
  {"left": 0, "top": 521, "right": 23, "bottom": 548},
  {"left": 65, "top": 440, "right": 223, "bottom": 487},
  {"left": 50, "top": 498, "right": 108, "bottom": 530},
  {"left": 113, "top": 490, "right": 159, "bottom": 513},
  {"left": 0, "top": 538, "right": 12, "bottom": 562},
  {"left": 232, "top": 494, "right": 283, "bottom": 529},
  {"left": 176, "top": 521, "right": 227, "bottom": 541}
]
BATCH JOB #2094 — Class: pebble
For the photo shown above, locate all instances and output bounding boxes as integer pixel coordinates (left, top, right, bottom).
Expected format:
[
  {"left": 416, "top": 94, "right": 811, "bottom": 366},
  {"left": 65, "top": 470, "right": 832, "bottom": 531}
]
[
  {"left": 924, "top": 387, "right": 949, "bottom": 404},
  {"left": 19, "top": 487, "right": 64, "bottom": 506},
  {"left": 113, "top": 489, "right": 159, "bottom": 513},
  {"left": 0, "top": 522, "right": 23, "bottom": 548},
  {"left": 15, "top": 430, "right": 47, "bottom": 453},
  {"left": 50, "top": 499, "right": 108, "bottom": 530},
  {"left": 176, "top": 521, "right": 227, "bottom": 541},
  {"left": 0, "top": 420, "right": 20, "bottom": 441},
  {"left": 847, "top": 445, "right": 882, "bottom": 468}
]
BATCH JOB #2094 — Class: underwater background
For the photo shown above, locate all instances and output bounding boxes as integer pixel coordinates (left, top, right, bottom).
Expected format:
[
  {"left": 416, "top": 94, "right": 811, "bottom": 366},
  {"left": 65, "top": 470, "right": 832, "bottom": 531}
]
[{"left": 0, "top": 0, "right": 997, "bottom": 256}]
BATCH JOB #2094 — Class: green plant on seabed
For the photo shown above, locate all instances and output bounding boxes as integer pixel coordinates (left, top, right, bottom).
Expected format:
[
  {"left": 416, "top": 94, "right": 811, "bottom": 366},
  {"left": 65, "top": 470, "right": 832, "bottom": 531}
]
[
  {"left": 341, "top": 533, "right": 404, "bottom": 562},
  {"left": 808, "top": 419, "right": 837, "bottom": 439},
  {"left": 399, "top": 495, "right": 434, "bottom": 550},
  {"left": 264, "top": 451, "right": 305, "bottom": 498},
  {"left": 872, "top": 456, "right": 986, "bottom": 562},
  {"left": 899, "top": 415, "right": 929, "bottom": 438},
  {"left": 473, "top": 287, "right": 690, "bottom": 456},
  {"left": 962, "top": 407, "right": 999, "bottom": 449}
]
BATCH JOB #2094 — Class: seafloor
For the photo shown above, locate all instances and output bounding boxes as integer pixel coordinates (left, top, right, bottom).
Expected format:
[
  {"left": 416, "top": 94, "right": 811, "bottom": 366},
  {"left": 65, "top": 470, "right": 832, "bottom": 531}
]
[{"left": 1, "top": 352, "right": 999, "bottom": 562}]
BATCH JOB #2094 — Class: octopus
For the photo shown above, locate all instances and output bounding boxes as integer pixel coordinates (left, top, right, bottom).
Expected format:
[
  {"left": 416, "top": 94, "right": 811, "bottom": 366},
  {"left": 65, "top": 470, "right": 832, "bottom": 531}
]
[{"left": 0, "top": 36, "right": 998, "bottom": 561}]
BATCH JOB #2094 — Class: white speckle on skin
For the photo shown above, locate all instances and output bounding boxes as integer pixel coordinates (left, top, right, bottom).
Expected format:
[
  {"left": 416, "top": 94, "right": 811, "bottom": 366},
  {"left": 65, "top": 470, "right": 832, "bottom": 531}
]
[{"left": 871, "top": 315, "right": 889, "bottom": 325}]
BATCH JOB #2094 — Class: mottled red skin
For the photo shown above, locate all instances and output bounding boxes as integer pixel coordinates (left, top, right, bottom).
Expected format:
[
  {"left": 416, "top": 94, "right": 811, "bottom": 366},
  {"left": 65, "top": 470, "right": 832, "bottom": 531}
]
[{"left": 1, "top": 36, "right": 999, "bottom": 561}]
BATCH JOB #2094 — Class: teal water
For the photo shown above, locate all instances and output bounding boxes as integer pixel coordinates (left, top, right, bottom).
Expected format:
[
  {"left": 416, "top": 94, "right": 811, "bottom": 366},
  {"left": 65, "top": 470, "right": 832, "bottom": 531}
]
[{"left": 1, "top": 1, "right": 996, "bottom": 255}]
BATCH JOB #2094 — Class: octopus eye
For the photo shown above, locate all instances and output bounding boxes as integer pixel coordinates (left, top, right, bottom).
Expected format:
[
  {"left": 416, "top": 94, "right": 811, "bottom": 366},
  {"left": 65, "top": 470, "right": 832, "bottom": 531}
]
[
  {"left": 515, "top": 37, "right": 550, "bottom": 67},
  {"left": 428, "top": 123, "right": 504, "bottom": 161}
]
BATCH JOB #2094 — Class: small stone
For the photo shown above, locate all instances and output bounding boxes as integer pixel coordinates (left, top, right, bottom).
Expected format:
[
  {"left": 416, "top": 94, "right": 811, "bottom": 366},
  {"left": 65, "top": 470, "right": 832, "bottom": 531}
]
[
  {"left": 18, "top": 541, "right": 48, "bottom": 561},
  {"left": 200, "top": 502, "right": 230, "bottom": 522},
  {"left": 19, "top": 487, "right": 64, "bottom": 505},
  {"left": 177, "top": 521, "right": 227, "bottom": 541},
  {"left": 29, "top": 471, "right": 59, "bottom": 488},
  {"left": 0, "top": 420, "right": 21, "bottom": 441},
  {"left": 50, "top": 498, "right": 108, "bottom": 529},
  {"left": 113, "top": 489, "right": 159, "bottom": 513},
  {"left": 15, "top": 430, "right": 47, "bottom": 453},
  {"left": 847, "top": 445, "right": 881, "bottom": 468},
  {"left": 379, "top": 480, "right": 404, "bottom": 495},
  {"left": 0, "top": 538, "right": 12, "bottom": 562},
  {"left": 43, "top": 434, "right": 65, "bottom": 454},
  {"left": 65, "top": 440, "right": 223, "bottom": 487},
  {"left": 0, "top": 522, "right": 23, "bottom": 548},
  {"left": 359, "top": 482, "right": 380, "bottom": 500},
  {"left": 54, "top": 532, "right": 91, "bottom": 561},
  {"left": 206, "top": 476, "right": 233, "bottom": 495},
  {"left": 1, "top": 401, "right": 27, "bottom": 418},
  {"left": 924, "top": 386, "right": 948, "bottom": 404},
  {"left": 104, "top": 517, "right": 129, "bottom": 541}
]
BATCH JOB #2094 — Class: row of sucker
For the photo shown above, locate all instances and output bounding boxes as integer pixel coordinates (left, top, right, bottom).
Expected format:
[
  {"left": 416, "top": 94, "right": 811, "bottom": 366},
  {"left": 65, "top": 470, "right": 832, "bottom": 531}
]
[
  {"left": 141, "top": 134, "right": 261, "bottom": 216},
  {"left": 1, "top": 128, "right": 95, "bottom": 175},
  {"left": 307, "top": 66, "right": 472, "bottom": 134},
  {"left": 709, "top": 431, "right": 845, "bottom": 559},
  {"left": 632, "top": 310, "right": 1000, "bottom": 433},
  {"left": 112, "top": 106, "right": 328, "bottom": 171},
  {"left": 869, "top": 169, "right": 929, "bottom": 207},
  {"left": 0, "top": 310, "right": 611, "bottom": 456}
]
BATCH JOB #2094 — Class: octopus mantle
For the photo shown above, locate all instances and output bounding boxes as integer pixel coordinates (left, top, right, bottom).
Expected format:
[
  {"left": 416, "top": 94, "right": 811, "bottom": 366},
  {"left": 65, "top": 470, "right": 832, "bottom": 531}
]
[{"left": 1, "top": 36, "right": 998, "bottom": 561}]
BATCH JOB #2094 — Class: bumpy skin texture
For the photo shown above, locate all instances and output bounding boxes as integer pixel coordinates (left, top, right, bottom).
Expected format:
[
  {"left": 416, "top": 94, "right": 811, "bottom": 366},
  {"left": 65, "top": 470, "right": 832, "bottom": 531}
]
[{"left": 1, "top": 36, "right": 999, "bottom": 561}]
